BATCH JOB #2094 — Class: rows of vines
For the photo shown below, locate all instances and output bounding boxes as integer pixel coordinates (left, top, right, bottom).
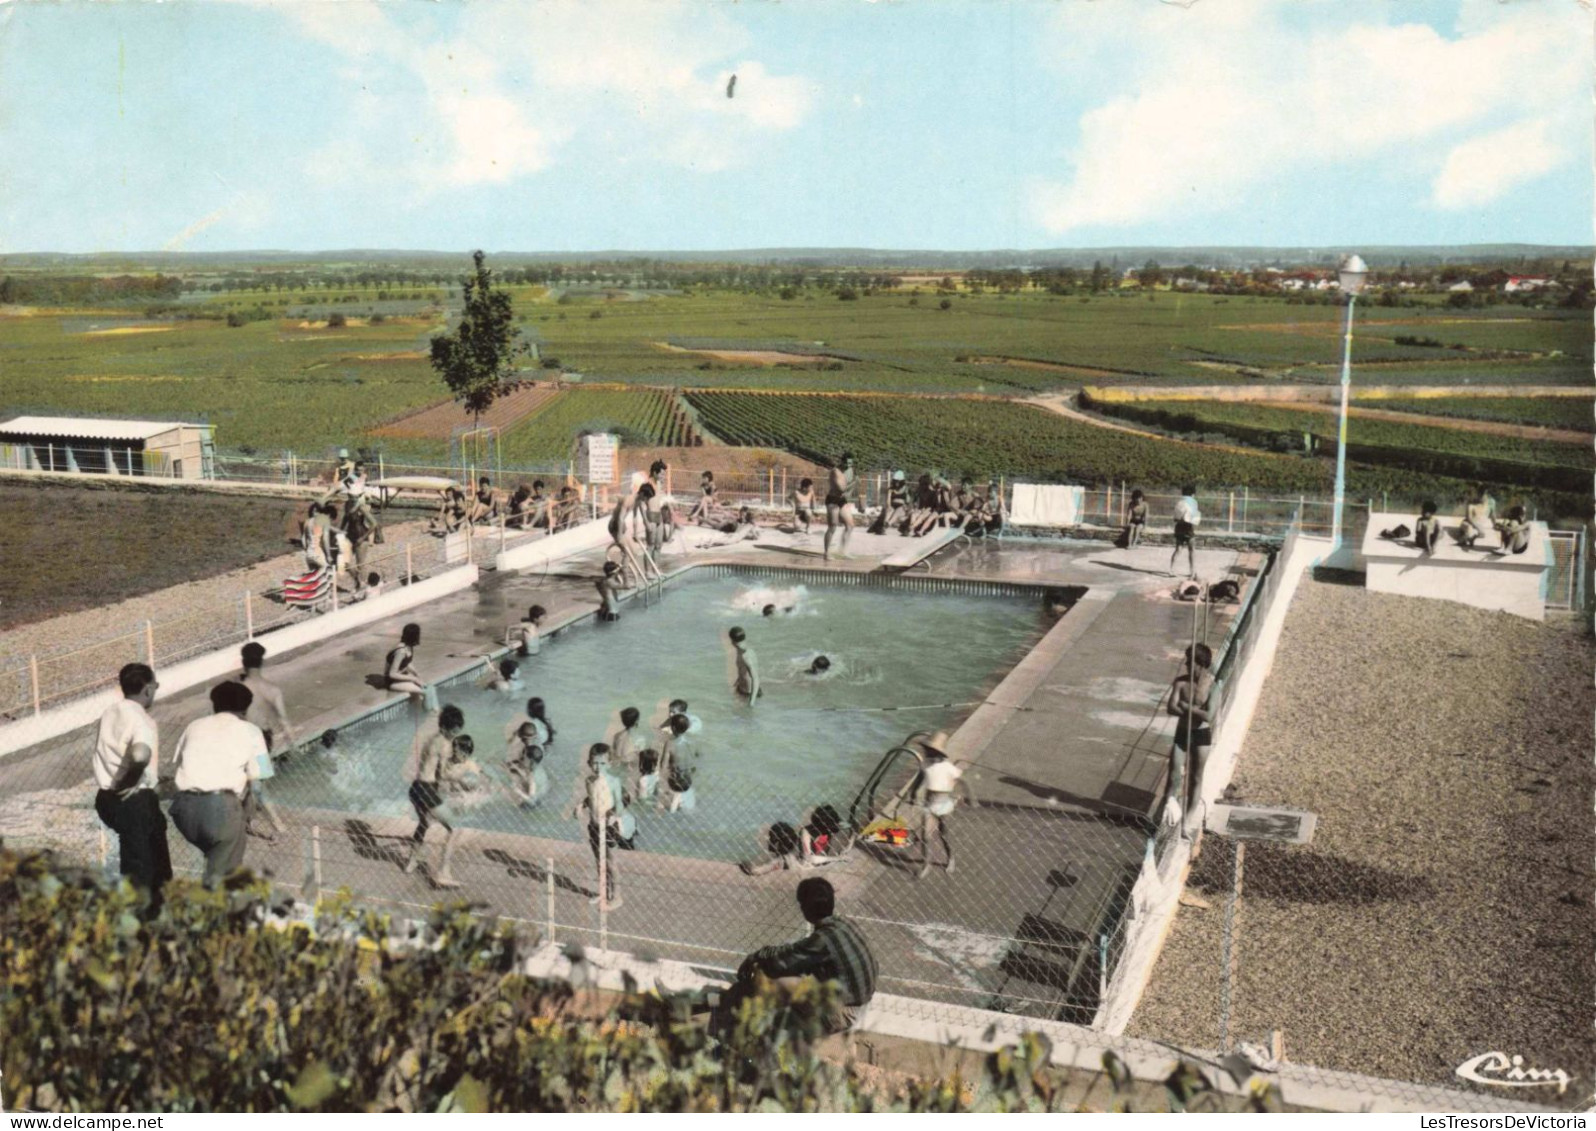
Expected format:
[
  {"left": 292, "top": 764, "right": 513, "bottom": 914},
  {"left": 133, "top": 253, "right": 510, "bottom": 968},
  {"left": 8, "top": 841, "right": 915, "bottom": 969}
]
[
  {"left": 686, "top": 391, "right": 1331, "bottom": 490},
  {"left": 1080, "top": 394, "right": 1592, "bottom": 494},
  {"left": 501, "top": 387, "right": 698, "bottom": 462}
]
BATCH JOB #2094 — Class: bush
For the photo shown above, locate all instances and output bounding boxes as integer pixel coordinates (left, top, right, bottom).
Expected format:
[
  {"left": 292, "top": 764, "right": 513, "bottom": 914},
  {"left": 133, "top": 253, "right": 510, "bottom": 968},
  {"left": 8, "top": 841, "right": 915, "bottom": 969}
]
[
  {"left": 939, "top": 299, "right": 952, "bottom": 311},
  {"left": 0, "top": 849, "right": 1275, "bottom": 1113},
  {"left": 226, "top": 311, "right": 247, "bottom": 328},
  {"left": 327, "top": 312, "right": 347, "bottom": 328}
]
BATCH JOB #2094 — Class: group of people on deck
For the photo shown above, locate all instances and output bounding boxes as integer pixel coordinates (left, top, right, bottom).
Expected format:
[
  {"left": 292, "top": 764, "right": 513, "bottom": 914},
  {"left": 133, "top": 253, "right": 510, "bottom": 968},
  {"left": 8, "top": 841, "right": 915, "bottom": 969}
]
[{"left": 431, "top": 476, "right": 584, "bottom": 536}]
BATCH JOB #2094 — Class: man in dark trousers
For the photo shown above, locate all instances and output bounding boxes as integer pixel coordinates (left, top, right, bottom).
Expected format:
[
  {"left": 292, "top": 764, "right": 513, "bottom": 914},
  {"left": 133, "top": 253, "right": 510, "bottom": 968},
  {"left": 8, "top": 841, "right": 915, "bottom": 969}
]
[
  {"left": 92, "top": 663, "right": 173, "bottom": 914},
  {"left": 715, "top": 877, "right": 877, "bottom": 1036}
]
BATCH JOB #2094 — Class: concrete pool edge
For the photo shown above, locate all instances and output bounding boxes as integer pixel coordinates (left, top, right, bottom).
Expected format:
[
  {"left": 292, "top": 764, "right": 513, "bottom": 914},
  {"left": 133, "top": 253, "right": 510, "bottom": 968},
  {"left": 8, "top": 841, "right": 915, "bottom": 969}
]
[{"left": 0, "top": 561, "right": 481, "bottom": 759}]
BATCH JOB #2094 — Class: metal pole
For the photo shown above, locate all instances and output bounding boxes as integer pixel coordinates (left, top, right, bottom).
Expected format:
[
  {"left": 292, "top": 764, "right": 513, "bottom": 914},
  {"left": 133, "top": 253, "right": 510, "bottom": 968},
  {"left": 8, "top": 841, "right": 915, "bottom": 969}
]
[
  {"left": 100, "top": 827, "right": 108, "bottom": 870},
  {"left": 545, "top": 848, "right": 558, "bottom": 937},
  {"left": 1330, "top": 293, "right": 1357, "bottom": 549},
  {"left": 406, "top": 542, "right": 414, "bottom": 586},
  {"left": 1098, "top": 932, "right": 1109, "bottom": 1005},
  {"left": 1218, "top": 840, "right": 1246, "bottom": 1052},
  {"left": 598, "top": 833, "right": 609, "bottom": 950},
  {"left": 1228, "top": 491, "right": 1235, "bottom": 533},
  {"left": 29, "top": 655, "right": 40, "bottom": 716},
  {"left": 312, "top": 825, "right": 323, "bottom": 892},
  {"left": 144, "top": 621, "right": 155, "bottom": 667},
  {"left": 1242, "top": 485, "right": 1249, "bottom": 531},
  {"left": 245, "top": 591, "right": 254, "bottom": 640}
]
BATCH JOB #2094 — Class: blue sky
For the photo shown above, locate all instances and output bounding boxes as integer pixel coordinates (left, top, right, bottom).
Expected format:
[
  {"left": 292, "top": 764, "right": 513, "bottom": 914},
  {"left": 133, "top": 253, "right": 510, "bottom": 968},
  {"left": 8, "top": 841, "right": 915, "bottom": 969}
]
[{"left": 0, "top": 0, "right": 1588, "bottom": 253}]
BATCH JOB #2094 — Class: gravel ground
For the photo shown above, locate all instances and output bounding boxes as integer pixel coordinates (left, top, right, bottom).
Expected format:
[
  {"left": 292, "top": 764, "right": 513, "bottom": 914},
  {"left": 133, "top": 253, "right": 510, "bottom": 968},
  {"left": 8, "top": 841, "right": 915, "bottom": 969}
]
[
  {"left": 1127, "top": 578, "right": 1595, "bottom": 1107},
  {"left": 0, "top": 517, "right": 437, "bottom": 718}
]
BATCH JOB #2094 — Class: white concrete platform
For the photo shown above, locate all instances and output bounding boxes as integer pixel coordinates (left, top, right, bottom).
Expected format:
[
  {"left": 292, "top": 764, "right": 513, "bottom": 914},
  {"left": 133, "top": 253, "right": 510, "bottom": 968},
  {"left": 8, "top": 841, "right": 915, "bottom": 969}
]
[{"left": 1361, "top": 511, "right": 1551, "bottom": 621}]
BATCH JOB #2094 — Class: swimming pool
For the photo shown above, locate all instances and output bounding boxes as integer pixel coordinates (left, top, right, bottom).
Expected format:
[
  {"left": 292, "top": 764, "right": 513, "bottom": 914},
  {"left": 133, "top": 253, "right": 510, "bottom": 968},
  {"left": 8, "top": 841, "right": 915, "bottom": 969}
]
[{"left": 269, "top": 568, "right": 1052, "bottom": 861}]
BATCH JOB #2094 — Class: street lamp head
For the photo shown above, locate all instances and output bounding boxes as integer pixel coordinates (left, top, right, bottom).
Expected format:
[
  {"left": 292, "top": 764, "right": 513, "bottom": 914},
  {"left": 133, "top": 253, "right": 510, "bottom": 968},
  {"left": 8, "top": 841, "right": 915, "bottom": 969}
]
[{"left": 1338, "top": 253, "right": 1369, "bottom": 296}]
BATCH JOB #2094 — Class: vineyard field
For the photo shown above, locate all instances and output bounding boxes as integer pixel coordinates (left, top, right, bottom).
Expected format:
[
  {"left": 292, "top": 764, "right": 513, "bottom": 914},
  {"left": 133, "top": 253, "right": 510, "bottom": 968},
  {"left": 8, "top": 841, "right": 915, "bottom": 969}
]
[
  {"left": 1366, "top": 395, "right": 1593, "bottom": 432},
  {"left": 499, "top": 387, "right": 698, "bottom": 463},
  {"left": 1083, "top": 396, "right": 1592, "bottom": 494},
  {"left": 687, "top": 391, "right": 1331, "bottom": 490}
]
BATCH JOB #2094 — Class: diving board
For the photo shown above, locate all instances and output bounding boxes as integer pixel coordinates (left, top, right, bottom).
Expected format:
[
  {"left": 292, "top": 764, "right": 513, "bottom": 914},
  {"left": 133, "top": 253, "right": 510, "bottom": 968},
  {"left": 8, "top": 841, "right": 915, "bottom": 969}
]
[{"left": 879, "top": 525, "right": 964, "bottom": 571}]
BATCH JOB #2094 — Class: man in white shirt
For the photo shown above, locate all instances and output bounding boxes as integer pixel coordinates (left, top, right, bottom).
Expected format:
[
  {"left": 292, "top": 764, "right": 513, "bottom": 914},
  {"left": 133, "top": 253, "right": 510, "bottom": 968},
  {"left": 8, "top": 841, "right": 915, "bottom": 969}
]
[
  {"left": 93, "top": 663, "right": 173, "bottom": 912},
  {"left": 165, "top": 681, "right": 267, "bottom": 888},
  {"left": 1170, "top": 484, "right": 1202, "bottom": 579}
]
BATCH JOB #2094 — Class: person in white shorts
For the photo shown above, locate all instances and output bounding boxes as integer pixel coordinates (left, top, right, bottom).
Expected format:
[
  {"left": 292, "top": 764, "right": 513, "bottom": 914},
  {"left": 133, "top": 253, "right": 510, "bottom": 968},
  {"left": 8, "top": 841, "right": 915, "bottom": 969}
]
[{"left": 913, "top": 730, "right": 977, "bottom": 880}]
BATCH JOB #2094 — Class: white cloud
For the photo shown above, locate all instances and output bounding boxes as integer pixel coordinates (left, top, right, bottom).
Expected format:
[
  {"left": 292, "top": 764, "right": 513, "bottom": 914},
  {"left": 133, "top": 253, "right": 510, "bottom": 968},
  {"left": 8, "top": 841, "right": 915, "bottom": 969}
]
[
  {"left": 1431, "top": 118, "right": 1567, "bottom": 209},
  {"left": 270, "top": 0, "right": 814, "bottom": 194},
  {"left": 1029, "top": 4, "right": 1585, "bottom": 234}
]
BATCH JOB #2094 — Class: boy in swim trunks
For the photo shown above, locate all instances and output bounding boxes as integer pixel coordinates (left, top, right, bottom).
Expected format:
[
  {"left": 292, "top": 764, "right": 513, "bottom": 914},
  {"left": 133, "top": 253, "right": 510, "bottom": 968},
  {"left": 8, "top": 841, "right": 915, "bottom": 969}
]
[
  {"left": 1166, "top": 643, "right": 1214, "bottom": 846},
  {"left": 403, "top": 705, "right": 467, "bottom": 887},
  {"left": 823, "top": 453, "right": 857, "bottom": 564},
  {"left": 597, "top": 561, "right": 624, "bottom": 621},
  {"left": 790, "top": 478, "right": 816, "bottom": 534},
  {"left": 729, "top": 627, "right": 760, "bottom": 702}
]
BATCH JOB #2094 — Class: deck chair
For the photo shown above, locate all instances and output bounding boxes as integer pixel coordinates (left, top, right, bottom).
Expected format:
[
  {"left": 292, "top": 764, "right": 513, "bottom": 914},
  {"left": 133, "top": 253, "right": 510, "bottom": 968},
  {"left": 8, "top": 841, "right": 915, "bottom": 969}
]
[{"left": 283, "top": 566, "right": 333, "bottom": 611}]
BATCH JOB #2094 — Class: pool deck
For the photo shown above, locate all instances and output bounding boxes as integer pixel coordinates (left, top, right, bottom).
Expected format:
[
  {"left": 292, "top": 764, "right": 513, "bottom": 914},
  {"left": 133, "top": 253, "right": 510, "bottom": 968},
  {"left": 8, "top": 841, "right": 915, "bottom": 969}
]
[{"left": 0, "top": 522, "right": 1257, "bottom": 1020}]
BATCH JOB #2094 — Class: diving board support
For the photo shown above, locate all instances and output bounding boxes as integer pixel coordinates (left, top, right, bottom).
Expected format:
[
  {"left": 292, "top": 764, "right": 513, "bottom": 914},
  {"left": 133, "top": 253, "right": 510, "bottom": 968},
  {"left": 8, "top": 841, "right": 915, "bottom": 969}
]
[{"left": 879, "top": 525, "right": 965, "bottom": 572}]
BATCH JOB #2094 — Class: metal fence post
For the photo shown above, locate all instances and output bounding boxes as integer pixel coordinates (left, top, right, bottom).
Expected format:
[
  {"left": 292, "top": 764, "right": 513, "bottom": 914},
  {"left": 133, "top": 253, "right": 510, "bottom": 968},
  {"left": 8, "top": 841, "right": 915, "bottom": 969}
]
[
  {"left": 1242, "top": 485, "right": 1249, "bottom": 530},
  {"left": 1217, "top": 840, "right": 1245, "bottom": 1052},
  {"left": 1098, "top": 932, "right": 1109, "bottom": 1005},
  {"left": 144, "top": 621, "right": 156, "bottom": 667},
  {"left": 1227, "top": 491, "right": 1235, "bottom": 533},
  {"left": 30, "top": 654, "right": 41, "bottom": 716},
  {"left": 312, "top": 825, "right": 323, "bottom": 895},
  {"left": 245, "top": 591, "right": 254, "bottom": 640},
  {"left": 546, "top": 856, "right": 557, "bottom": 943},
  {"left": 406, "top": 542, "right": 414, "bottom": 587}
]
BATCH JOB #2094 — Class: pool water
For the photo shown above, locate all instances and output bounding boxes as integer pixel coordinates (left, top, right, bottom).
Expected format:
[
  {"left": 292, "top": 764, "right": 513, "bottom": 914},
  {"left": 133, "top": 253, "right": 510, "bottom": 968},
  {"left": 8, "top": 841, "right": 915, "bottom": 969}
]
[{"left": 271, "top": 570, "right": 1049, "bottom": 861}]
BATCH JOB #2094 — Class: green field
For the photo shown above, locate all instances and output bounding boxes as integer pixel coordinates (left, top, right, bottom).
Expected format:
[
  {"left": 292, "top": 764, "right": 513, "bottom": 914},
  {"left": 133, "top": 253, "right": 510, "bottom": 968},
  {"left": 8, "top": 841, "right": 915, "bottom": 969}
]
[
  {"left": 2, "top": 287, "right": 1589, "bottom": 513},
  {"left": 499, "top": 387, "right": 696, "bottom": 463},
  {"left": 687, "top": 391, "right": 1332, "bottom": 490},
  {"left": 1364, "top": 395, "right": 1593, "bottom": 431},
  {"left": 1083, "top": 396, "right": 1591, "bottom": 495}
]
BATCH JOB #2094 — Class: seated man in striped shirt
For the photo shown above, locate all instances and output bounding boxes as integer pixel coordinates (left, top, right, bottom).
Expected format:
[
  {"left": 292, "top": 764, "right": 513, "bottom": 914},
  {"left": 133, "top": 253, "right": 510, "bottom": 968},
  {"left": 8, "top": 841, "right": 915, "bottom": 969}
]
[{"left": 715, "top": 877, "right": 877, "bottom": 1036}]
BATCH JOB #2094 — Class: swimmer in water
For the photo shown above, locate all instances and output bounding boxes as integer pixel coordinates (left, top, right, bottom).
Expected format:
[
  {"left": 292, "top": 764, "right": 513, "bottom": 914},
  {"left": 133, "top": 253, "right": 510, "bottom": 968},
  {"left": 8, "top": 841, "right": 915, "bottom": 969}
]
[
  {"left": 761, "top": 603, "right": 798, "bottom": 617},
  {"left": 807, "top": 655, "right": 832, "bottom": 676},
  {"left": 504, "top": 722, "right": 550, "bottom": 807},
  {"left": 597, "top": 561, "right": 624, "bottom": 621},
  {"left": 505, "top": 605, "right": 547, "bottom": 657},
  {"left": 480, "top": 657, "right": 524, "bottom": 695},
  {"left": 729, "top": 626, "right": 761, "bottom": 702}
]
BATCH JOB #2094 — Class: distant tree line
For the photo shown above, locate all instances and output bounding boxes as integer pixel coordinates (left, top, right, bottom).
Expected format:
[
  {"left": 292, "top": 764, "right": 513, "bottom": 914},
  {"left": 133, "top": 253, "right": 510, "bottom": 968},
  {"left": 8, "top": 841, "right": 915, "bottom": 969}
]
[{"left": 0, "top": 273, "right": 183, "bottom": 306}]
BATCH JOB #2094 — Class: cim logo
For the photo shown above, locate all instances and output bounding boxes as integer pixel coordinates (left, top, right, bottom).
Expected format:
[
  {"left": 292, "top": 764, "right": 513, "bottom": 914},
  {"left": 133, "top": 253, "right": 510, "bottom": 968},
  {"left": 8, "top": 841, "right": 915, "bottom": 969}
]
[{"left": 1456, "top": 1051, "right": 1572, "bottom": 1095}]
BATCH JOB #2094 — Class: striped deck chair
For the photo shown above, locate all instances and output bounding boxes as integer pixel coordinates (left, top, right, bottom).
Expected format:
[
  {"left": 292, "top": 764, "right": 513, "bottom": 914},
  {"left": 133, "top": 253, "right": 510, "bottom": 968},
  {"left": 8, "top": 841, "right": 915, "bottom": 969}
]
[{"left": 283, "top": 566, "right": 332, "bottom": 611}]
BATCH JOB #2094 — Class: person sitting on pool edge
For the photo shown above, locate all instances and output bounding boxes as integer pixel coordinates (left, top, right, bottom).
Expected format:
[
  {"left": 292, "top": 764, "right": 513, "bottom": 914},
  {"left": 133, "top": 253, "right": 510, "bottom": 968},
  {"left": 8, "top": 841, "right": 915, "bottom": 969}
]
[
  {"left": 729, "top": 627, "right": 760, "bottom": 702},
  {"left": 1494, "top": 504, "right": 1532, "bottom": 555},
  {"left": 741, "top": 804, "right": 849, "bottom": 875}
]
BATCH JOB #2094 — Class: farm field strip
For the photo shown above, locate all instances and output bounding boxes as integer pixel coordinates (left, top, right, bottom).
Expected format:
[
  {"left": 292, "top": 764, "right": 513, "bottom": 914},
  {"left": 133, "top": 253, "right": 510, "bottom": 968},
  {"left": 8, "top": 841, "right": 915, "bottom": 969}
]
[
  {"left": 499, "top": 387, "right": 698, "bottom": 463},
  {"left": 685, "top": 390, "right": 1331, "bottom": 490},
  {"left": 368, "top": 383, "right": 562, "bottom": 440}
]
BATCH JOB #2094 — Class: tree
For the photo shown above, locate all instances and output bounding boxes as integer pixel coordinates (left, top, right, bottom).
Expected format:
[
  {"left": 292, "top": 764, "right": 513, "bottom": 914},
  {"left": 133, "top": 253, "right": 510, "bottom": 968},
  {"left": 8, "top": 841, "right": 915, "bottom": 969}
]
[
  {"left": 1089, "top": 260, "right": 1110, "bottom": 293},
  {"left": 1140, "top": 259, "right": 1164, "bottom": 288},
  {"left": 429, "top": 250, "right": 527, "bottom": 428}
]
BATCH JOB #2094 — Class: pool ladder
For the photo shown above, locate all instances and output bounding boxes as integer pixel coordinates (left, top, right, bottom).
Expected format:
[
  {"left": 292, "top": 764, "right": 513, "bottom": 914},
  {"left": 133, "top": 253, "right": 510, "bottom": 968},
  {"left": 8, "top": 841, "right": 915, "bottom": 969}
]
[{"left": 848, "top": 730, "right": 935, "bottom": 832}]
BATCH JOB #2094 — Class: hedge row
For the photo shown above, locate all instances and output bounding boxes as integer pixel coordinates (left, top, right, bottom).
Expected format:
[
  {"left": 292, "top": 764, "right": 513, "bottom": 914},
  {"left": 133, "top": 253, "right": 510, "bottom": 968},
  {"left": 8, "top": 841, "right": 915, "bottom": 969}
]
[{"left": 0, "top": 850, "right": 1276, "bottom": 1113}]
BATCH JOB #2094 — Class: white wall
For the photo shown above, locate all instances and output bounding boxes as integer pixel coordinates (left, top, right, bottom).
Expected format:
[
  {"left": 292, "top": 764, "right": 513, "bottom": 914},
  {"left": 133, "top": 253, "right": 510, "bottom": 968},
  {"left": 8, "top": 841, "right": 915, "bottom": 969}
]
[
  {"left": 1094, "top": 532, "right": 1323, "bottom": 1034},
  {"left": 495, "top": 516, "right": 612, "bottom": 573},
  {"left": 0, "top": 564, "right": 479, "bottom": 758}
]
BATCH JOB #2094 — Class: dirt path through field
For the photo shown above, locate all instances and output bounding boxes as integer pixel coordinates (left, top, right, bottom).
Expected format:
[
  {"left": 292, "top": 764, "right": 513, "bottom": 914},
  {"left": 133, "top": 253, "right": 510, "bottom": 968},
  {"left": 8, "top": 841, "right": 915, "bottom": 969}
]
[{"left": 1023, "top": 394, "right": 1289, "bottom": 458}]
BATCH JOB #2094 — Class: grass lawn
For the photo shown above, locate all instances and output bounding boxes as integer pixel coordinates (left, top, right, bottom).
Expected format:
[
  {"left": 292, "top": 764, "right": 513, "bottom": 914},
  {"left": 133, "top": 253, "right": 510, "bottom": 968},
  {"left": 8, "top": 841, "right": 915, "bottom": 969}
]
[{"left": 0, "top": 481, "right": 303, "bottom": 630}]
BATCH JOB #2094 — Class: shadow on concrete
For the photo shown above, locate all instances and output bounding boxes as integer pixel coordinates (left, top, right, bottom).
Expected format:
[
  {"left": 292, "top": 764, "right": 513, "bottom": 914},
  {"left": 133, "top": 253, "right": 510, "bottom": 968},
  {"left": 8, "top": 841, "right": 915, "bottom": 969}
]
[{"left": 482, "top": 846, "right": 593, "bottom": 897}]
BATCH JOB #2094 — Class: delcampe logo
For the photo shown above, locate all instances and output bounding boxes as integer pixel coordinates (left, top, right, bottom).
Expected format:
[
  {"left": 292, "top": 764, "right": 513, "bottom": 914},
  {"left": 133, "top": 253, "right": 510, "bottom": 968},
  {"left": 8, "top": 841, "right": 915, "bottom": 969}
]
[{"left": 1456, "top": 1051, "right": 1572, "bottom": 1094}]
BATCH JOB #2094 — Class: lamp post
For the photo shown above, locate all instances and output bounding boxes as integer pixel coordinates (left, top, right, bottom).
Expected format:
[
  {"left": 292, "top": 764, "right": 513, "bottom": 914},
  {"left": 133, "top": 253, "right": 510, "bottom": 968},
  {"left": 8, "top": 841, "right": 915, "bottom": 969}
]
[{"left": 1330, "top": 254, "right": 1368, "bottom": 548}]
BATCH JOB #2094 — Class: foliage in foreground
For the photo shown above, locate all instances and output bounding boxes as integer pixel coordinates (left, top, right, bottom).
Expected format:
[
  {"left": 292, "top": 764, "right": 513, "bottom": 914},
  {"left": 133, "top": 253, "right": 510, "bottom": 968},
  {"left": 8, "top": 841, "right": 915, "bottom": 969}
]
[{"left": 0, "top": 849, "right": 1277, "bottom": 1113}]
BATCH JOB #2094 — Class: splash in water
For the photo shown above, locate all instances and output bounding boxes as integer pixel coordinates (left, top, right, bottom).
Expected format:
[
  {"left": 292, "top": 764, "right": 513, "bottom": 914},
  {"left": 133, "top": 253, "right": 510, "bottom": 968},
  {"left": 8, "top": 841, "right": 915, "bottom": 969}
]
[{"left": 728, "top": 584, "right": 811, "bottom": 616}]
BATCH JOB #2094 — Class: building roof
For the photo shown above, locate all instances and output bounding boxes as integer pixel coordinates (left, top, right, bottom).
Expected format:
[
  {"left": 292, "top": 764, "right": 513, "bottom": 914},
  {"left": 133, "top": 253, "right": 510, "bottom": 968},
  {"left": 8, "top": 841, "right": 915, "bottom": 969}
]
[{"left": 0, "top": 416, "right": 204, "bottom": 442}]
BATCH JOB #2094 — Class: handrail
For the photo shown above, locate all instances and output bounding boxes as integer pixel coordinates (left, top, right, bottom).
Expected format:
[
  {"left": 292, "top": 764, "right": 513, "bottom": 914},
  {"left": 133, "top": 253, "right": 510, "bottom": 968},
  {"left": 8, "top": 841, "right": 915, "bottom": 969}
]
[{"left": 847, "top": 730, "right": 933, "bottom": 831}]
